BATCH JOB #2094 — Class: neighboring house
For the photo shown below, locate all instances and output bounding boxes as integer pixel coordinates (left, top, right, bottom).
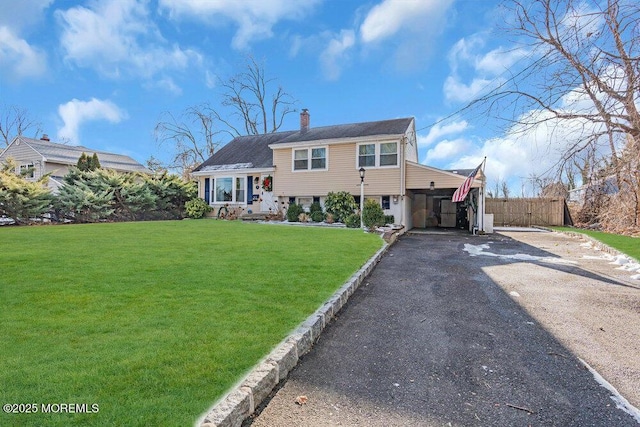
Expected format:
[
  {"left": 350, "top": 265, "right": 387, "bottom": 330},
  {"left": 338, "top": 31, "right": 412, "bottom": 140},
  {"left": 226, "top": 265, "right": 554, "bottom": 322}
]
[
  {"left": 0, "top": 135, "right": 150, "bottom": 192},
  {"left": 192, "top": 110, "right": 485, "bottom": 232}
]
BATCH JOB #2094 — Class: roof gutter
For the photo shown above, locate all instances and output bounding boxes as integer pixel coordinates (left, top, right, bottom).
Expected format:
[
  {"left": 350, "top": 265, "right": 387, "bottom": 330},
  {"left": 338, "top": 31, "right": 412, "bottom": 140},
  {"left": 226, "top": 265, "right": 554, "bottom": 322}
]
[
  {"left": 268, "top": 134, "right": 405, "bottom": 150},
  {"left": 191, "top": 166, "right": 275, "bottom": 177}
]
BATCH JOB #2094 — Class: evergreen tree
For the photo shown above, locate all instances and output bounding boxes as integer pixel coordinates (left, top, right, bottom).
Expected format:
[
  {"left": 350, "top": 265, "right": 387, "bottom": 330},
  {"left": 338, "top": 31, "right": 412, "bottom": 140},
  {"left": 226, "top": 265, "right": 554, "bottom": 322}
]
[
  {"left": 100, "top": 170, "right": 156, "bottom": 221},
  {"left": 54, "top": 167, "right": 114, "bottom": 222},
  {"left": 89, "top": 153, "right": 101, "bottom": 170},
  {"left": 143, "top": 172, "right": 197, "bottom": 219},
  {"left": 77, "top": 152, "right": 90, "bottom": 171}
]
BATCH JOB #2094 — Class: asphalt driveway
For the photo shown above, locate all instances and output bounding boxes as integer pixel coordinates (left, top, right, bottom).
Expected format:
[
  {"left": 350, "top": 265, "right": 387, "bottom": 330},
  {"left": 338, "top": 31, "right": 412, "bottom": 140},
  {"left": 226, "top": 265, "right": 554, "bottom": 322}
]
[{"left": 247, "top": 230, "right": 640, "bottom": 426}]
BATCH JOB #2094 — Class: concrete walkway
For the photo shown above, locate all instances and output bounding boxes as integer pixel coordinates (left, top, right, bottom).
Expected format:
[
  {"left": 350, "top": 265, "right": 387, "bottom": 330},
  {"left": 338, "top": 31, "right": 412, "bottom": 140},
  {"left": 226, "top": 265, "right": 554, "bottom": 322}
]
[{"left": 247, "top": 232, "right": 640, "bottom": 426}]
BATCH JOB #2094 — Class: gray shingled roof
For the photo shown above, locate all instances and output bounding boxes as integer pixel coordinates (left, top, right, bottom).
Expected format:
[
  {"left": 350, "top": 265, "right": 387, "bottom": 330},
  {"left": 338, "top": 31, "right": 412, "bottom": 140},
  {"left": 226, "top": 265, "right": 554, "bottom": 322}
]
[
  {"left": 16, "top": 136, "right": 149, "bottom": 172},
  {"left": 447, "top": 168, "right": 475, "bottom": 177},
  {"left": 194, "top": 117, "right": 413, "bottom": 172}
]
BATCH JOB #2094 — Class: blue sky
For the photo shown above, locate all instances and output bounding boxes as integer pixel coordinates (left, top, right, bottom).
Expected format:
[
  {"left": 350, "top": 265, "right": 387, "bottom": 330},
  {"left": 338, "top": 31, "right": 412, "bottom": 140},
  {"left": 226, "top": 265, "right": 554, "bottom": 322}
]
[{"left": 1, "top": 0, "right": 571, "bottom": 195}]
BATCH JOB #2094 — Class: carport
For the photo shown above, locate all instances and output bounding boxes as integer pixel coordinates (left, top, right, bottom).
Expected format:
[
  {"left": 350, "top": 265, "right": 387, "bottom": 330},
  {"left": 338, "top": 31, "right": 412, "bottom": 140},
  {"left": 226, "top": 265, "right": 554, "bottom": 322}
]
[{"left": 404, "top": 161, "right": 485, "bottom": 232}]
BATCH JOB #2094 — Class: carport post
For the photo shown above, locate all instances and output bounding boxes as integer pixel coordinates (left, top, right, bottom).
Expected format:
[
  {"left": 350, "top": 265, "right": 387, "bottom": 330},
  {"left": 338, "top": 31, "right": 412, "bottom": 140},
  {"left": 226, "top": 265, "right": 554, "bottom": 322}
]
[
  {"left": 359, "top": 167, "right": 365, "bottom": 229},
  {"left": 480, "top": 157, "right": 487, "bottom": 233}
]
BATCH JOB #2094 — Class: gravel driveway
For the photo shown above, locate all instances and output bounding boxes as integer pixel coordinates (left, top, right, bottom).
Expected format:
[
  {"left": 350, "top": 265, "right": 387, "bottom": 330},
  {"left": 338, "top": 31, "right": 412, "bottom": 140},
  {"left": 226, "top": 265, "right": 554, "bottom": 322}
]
[{"left": 247, "top": 230, "right": 640, "bottom": 426}]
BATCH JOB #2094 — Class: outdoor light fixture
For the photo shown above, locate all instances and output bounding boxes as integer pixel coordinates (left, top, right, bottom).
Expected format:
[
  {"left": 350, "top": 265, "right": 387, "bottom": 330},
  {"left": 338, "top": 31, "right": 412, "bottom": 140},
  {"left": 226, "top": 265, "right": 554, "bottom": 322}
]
[
  {"left": 393, "top": 195, "right": 399, "bottom": 204},
  {"left": 359, "top": 167, "right": 365, "bottom": 229},
  {"left": 430, "top": 181, "right": 435, "bottom": 190}
]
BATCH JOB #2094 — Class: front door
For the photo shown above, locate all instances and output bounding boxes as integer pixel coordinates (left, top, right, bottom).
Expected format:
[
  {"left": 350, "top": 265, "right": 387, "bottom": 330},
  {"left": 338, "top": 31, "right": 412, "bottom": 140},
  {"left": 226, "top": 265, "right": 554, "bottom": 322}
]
[{"left": 260, "top": 174, "right": 276, "bottom": 212}]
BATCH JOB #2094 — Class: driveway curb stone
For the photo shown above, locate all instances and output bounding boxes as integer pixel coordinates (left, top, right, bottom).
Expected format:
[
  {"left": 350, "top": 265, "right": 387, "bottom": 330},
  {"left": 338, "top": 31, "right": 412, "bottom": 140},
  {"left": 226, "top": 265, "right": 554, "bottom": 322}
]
[{"left": 198, "top": 241, "right": 390, "bottom": 427}]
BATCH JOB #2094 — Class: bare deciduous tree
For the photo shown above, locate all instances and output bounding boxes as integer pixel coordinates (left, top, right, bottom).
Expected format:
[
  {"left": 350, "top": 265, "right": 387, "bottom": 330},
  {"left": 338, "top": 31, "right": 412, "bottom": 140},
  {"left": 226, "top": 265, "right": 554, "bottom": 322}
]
[
  {"left": 154, "top": 106, "right": 223, "bottom": 177},
  {"left": 155, "top": 57, "right": 297, "bottom": 177},
  {"left": 470, "top": 0, "right": 639, "bottom": 230},
  {"left": 474, "top": 0, "right": 638, "bottom": 173},
  {"left": 0, "top": 105, "right": 42, "bottom": 146}
]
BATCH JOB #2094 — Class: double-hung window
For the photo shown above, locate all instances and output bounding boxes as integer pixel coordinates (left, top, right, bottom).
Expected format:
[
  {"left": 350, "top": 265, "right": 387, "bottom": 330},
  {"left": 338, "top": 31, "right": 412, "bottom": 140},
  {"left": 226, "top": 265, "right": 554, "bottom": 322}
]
[
  {"left": 358, "top": 144, "right": 376, "bottom": 167},
  {"left": 380, "top": 143, "right": 398, "bottom": 166},
  {"left": 19, "top": 163, "right": 35, "bottom": 178},
  {"left": 293, "top": 147, "right": 327, "bottom": 171},
  {"left": 294, "top": 149, "right": 308, "bottom": 170},
  {"left": 357, "top": 142, "right": 398, "bottom": 168},
  {"left": 311, "top": 148, "right": 326, "bottom": 169}
]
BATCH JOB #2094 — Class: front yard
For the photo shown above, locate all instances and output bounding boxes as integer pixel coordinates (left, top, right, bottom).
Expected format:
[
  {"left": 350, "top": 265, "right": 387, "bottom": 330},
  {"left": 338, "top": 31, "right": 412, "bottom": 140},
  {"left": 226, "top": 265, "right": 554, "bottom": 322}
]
[{"left": 0, "top": 220, "right": 383, "bottom": 426}]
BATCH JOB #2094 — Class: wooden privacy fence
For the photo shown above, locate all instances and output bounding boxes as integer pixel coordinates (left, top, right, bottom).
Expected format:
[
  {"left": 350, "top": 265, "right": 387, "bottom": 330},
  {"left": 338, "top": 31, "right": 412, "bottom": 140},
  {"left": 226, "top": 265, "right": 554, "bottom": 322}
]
[{"left": 486, "top": 198, "right": 567, "bottom": 227}]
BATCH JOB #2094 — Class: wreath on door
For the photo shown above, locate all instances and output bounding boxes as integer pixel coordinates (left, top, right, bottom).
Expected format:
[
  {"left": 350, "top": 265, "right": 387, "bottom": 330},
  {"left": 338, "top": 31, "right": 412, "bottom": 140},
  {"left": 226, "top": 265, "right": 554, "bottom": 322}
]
[{"left": 261, "top": 175, "right": 273, "bottom": 192}]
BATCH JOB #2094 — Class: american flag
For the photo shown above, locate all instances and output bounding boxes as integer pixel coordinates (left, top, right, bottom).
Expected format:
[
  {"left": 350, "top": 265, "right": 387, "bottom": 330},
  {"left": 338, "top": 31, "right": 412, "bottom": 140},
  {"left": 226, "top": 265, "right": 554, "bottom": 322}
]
[{"left": 452, "top": 161, "right": 483, "bottom": 203}]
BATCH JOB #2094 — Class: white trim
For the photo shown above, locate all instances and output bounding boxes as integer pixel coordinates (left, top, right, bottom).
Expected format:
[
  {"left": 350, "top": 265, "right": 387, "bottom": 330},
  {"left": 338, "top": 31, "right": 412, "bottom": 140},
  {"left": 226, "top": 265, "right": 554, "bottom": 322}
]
[
  {"left": 191, "top": 167, "right": 274, "bottom": 177},
  {"left": 269, "top": 134, "right": 404, "bottom": 150}
]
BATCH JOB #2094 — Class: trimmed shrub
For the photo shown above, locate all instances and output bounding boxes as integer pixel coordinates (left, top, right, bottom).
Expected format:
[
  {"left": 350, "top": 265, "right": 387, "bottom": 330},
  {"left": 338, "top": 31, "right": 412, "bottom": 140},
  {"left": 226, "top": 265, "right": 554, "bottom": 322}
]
[
  {"left": 324, "top": 191, "right": 357, "bottom": 223},
  {"left": 309, "top": 202, "right": 323, "bottom": 214},
  {"left": 362, "top": 199, "right": 385, "bottom": 228},
  {"left": 286, "top": 203, "right": 304, "bottom": 222},
  {"left": 310, "top": 210, "right": 325, "bottom": 222},
  {"left": 344, "top": 213, "right": 361, "bottom": 228},
  {"left": 384, "top": 214, "right": 395, "bottom": 225},
  {"left": 185, "top": 198, "right": 212, "bottom": 219}
]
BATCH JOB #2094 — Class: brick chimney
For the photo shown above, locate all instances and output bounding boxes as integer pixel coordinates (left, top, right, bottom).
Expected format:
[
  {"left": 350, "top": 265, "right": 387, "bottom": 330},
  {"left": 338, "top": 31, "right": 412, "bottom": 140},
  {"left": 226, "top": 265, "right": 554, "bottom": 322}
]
[
  {"left": 40, "top": 134, "right": 50, "bottom": 141},
  {"left": 300, "top": 109, "right": 310, "bottom": 133}
]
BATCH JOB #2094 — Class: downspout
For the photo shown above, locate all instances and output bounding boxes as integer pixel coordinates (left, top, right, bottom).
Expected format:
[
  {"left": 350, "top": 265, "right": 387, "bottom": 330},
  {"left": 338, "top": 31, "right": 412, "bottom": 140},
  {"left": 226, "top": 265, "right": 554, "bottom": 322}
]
[{"left": 400, "top": 135, "right": 406, "bottom": 228}]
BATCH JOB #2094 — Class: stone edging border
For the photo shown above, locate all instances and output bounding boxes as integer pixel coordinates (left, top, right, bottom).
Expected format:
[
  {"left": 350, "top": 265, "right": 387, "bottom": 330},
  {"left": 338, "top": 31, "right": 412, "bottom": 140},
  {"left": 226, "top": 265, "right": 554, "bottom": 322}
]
[{"left": 197, "top": 241, "right": 391, "bottom": 427}]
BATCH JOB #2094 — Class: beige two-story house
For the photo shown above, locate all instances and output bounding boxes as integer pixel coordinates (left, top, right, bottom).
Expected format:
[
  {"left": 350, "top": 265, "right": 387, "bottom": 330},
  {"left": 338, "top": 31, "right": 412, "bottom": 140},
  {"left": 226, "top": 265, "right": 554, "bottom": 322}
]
[{"left": 192, "top": 110, "right": 485, "bottom": 233}]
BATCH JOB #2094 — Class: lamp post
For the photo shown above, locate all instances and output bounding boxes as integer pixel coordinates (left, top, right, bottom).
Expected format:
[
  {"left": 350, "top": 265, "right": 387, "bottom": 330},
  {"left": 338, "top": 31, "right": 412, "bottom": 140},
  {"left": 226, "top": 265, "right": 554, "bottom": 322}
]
[{"left": 359, "top": 167, "right": 365, "bottom": 229}]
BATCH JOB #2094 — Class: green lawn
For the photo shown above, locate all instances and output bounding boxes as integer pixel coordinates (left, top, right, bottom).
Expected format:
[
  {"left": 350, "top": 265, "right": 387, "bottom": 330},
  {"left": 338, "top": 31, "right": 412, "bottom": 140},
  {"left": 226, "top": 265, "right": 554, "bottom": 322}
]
[
  {"left": 553, "top": 227, "right": 640, "bottom": 261},
  {"left": 0, "top": 220, "right": 383, "bottom": 426}
]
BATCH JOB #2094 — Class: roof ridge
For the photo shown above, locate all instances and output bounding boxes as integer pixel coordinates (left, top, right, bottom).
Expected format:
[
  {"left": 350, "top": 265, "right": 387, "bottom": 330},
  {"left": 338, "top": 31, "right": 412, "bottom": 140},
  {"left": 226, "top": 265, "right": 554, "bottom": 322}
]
[
  {"left": 17, "top": 136, "right": 137, "bottom": 160},
  {"left": 232, "top": 117, "right": 413, "bottom": 140}
]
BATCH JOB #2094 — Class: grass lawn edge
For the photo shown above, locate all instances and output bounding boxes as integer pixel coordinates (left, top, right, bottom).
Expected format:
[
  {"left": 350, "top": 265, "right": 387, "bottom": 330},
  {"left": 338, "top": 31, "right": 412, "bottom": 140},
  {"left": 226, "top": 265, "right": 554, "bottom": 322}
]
[
  {"left": 550, "top": 226, "right": 640, "bottom": 262},
  {"left": 196, "top": 241, "right": 391, "bottom": 427}
]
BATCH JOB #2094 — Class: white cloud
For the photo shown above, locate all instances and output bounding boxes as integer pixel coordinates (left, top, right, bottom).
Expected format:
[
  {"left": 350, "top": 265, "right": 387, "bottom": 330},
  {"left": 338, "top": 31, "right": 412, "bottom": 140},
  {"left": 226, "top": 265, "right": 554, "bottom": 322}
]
[
  {"left": 446, "top": 34, "right": 486, "bottom": 74},
  {"left": 444, "top": 32, "right": 529, "bottom": 104},
  {"left": 159, "top": 0, "right": 321, "bottom": 50},
  {"left": 443, "top": 75, "right": 500, "bottom": 104},
  {"left": 475, "top": 47, "right": 529, "bottom": 75},
  {"left": 0, "top": 26, "right": 47, "bottom": 81},
  {"left": 144, "top": 77, "right": 182, "bottom": 95},
  {"left": 56, "top": 0, "right": 202, "bottom": 82},
  {"left": 0, "top": 0, "right": 52, "bottom": 81},
  {"left": 423, "top": 138, "right": 471, "bottom": 163},
  {"left": 360, "top": 0, "right": 449, "bottom": 43},
  {"left": 436, "top": 109, "right": 613, "bottom": 196},
  {"left": 320, "top": 30, "right": 356, "bottom": 81},
  {"left": 57, "top": 98, "right": 127, "bottom": 144},
  {"left": 0, "top": 0, "right": 53, "bottom": 33},
  {"left": 419, "top": 120, "right": 469, "bottom": 147},
  {"left": 204, "top": 70, "right": 217, "bottom": 89},
  {"left": 358, "top": 0, "right": 454, "bottom": 72}
]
